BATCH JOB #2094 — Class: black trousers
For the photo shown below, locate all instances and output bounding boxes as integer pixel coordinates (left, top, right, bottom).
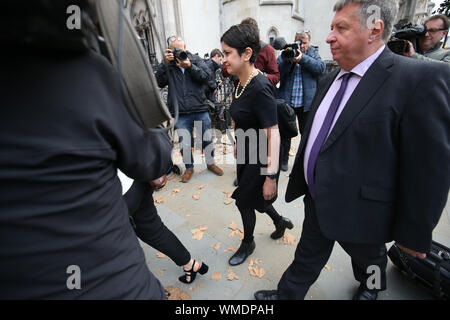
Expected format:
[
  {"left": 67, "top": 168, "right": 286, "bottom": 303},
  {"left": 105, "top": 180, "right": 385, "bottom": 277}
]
[
  {"left": 277, "top": 193, "right": 387, "bottom": 299},
  {"left": 124, "top": 181, "right": 191, "bottom": 267}
]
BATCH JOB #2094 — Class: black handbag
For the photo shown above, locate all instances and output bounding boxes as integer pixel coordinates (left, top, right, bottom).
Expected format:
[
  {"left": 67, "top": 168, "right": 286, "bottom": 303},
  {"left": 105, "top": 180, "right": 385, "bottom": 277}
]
[
  {"left": 276, "top": 99, "right": 298, "bottom": 139},
  {"left": 388, "top": 241, "right": 450, "bottom": 300}
]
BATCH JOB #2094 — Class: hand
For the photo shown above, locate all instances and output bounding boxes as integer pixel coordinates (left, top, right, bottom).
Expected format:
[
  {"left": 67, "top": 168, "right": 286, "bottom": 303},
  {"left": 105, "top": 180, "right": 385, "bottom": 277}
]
[
  {"left": 396, "top": 243, "right": 426, "bottom": 259},
  {"left": 150, "top": 175, "right": 167, "bottom": 191},
  {"left": 177, "top": 58, "right": 191, "bottom": 69},
  {"left": 263, "top": 177, "right": 277, "bottom": 201},
  {"left": 403, "top": 41, "right": 416, "bottom": 57},
  {"left": 293, "top": 51, "right": 303, "bottom": 63},
  {"left": 164, "top": 49, "right": 174, "bottom": 65},
  {"left": 234, "top": 145, "right": 237, "bottom": 160}
]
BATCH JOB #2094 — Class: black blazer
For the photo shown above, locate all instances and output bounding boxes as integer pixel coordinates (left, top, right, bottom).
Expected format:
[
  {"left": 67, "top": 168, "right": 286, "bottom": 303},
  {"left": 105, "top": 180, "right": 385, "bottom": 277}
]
[{"left": 286, "top": 48, "right": 450, "bottom": 253}]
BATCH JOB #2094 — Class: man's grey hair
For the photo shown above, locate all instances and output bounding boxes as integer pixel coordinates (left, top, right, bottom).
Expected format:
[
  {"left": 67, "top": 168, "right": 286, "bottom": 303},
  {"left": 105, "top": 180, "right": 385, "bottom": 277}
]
[{"left": 333, "top": 0, "right": 399, "bottom": 42}]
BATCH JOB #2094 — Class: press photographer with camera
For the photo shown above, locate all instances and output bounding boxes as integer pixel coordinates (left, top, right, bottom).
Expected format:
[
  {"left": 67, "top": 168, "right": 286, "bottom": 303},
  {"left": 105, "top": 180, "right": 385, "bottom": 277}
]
[
  {"left": 205, "top": 48, "right": 224, "bottom": 103},
  {"left": 403, "top": 14, "right": 450, "bottom": 64},
  {"left": 276, "top": 31, "right": 325, "bottom": 171},
  {"left": 156, "top": 36, "right": 224, "bottom": 183}
]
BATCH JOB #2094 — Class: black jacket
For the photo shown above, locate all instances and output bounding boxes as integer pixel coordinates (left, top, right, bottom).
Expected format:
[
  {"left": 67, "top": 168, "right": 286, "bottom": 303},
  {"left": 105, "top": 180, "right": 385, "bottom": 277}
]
[
  {"left": 155, "top": 52, "right": 212, "bottom": 115},
  {"left": 0, "top": 49, "right": 172, "bottom": 299},
  {"left": 286, "top": 48, "right": 450, "bottom": 253}
]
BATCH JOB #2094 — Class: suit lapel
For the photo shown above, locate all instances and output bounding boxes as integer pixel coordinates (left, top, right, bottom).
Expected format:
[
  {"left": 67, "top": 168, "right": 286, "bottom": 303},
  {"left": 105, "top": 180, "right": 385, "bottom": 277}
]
[{"left": 320, "top": 49, "right": 395, "bottom": 153}]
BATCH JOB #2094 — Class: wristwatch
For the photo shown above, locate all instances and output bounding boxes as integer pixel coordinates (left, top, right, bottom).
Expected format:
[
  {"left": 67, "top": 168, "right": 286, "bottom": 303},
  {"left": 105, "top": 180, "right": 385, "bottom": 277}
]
[{"left": 266, "top": 173, "right": 277, "bottom": 180}]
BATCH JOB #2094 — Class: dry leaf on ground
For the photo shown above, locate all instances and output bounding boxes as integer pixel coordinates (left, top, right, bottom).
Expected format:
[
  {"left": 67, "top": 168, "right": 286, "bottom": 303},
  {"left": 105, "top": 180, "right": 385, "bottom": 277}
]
[
  {"left": 224, "top": 247, "right": 237, "bottom": 253},
  {"left": 229, "top": 221, "right": 238, "bottom": 231},
  {"left": 165, "top": 286, "right": 192, "bottom": 300},
  {"left": 192, "top": 194, "right": 200, "bottom": 201},
  {"left": 248, "top": 265, "right": 266, "bottom": 279},
  {"left": 191, "top": 228, "right": 206, "bottom": 240},
  {"left": 211, "top": 272, "right": 222, "bottom": 281},
  {"left": 154, "top": 197, "right": 165, "bottom": 204},
  {"left": 226, "top": 269, "right": 239, "bottom": 281},
  {"left": 224, "top": 199, "right": 233, "bottom": 205},
  {"left": 156, "top": 253, "right": 166, "bottom": 259},
  {"left": 197, "top": 185, "right": 204, "bottom": 190},
  {"left": 211, "top": 242, "right": 221, "bottom": 251},
  {"left": 324, "top": 265, "right": 331, "bottom": 271},
  {"left": 283, "top": 233, "right": 297, "bottom": 246},
  {"left": 172, "top": 189, "right": 180, "bottom": 194}
]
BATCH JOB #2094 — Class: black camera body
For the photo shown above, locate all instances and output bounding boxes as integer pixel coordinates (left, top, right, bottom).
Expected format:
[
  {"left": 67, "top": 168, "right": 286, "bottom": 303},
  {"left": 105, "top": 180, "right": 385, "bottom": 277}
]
[
  {"left": 171, "top": 48, "right": 189, "bottom": 63},
  {"left": 273, "top": 37, "right": 303, "bottom": 60},
  {"left": 388, "top": 23, "right": 427, "bottom": 55}
]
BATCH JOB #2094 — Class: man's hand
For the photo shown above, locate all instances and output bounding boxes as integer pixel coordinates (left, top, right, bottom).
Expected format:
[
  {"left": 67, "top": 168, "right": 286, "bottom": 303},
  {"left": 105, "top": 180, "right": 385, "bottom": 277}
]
[
  {"left": 263, "top": 178, "right": 277, "bottom": 201},
  {"left": 403, "top": 41, "right": 416, "bottom": 57},
  {"left": 150, "top": 175, "right": 167, "bottom": 191},
  {"left": 177, "top": 58, "right": 191, "bottom": 69},
  {"left": 396, "top": 243, "right": 426, "bottom": 259},
  {"left": 293, "top": 51, "right": 303, "bottom": 63},
  {"left": 163, "top": 49, "right": 174, "bottom": 65}
]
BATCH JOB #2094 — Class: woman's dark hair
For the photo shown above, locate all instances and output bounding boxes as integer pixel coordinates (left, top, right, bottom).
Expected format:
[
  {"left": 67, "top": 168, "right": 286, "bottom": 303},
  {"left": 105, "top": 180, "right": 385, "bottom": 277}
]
[{"left": 220, "top": 24, "right": 260, "bottom": 64}]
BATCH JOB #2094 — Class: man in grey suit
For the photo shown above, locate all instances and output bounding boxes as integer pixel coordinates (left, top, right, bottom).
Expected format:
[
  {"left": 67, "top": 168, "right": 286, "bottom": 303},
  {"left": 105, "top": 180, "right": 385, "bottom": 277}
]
[{"left": 255, "top": 0, "right": 450, "bottom": 300}]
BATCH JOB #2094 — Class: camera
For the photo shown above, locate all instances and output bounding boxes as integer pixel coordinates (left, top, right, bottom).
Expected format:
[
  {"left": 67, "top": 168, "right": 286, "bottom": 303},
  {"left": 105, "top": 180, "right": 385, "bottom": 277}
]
[
  {"left": 388, "top": 23, "right": 427, "bottom": 55},
  {"left": 273, "top": 37, "right": 302, "bottom": 60},
  {"left": 171, "top": 48, "right": 189, "bottom": 63}
]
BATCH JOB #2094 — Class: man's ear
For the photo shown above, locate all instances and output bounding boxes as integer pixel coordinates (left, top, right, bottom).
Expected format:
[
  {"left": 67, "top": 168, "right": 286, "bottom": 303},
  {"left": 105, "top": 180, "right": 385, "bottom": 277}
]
[{"left": 369, "top": 19, "right": 384, "bottom": 43}]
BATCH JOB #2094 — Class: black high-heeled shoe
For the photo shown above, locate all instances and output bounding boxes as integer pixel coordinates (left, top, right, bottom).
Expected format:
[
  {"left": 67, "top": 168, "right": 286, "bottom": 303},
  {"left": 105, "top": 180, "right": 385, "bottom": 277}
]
[{"left": 179, "top": 260, "right": 209, "bottom": 284}]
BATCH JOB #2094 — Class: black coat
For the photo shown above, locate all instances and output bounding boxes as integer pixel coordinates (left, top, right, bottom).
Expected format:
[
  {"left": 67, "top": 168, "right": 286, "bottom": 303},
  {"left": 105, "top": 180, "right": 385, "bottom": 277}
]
[
  {"left": 0, "top": 49, "right": 172, "bottom": 299},
  {"left": 155, "top": 52, "right": 212, "bottom": 115},
  {"left": 286, "top": 48, "right": 450, "bottom": 253}
]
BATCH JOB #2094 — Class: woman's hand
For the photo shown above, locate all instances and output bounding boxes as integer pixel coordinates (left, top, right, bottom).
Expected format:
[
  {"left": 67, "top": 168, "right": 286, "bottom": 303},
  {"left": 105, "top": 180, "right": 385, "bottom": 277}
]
[{"left": 263, "top": 177, "right": 277, "bottom": 200}]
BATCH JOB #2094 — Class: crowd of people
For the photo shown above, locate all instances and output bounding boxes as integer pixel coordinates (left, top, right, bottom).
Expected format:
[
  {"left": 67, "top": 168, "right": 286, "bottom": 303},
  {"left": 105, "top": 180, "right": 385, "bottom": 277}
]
[{"left": 0, "top": 0, "right": 449, "bottom": 300}]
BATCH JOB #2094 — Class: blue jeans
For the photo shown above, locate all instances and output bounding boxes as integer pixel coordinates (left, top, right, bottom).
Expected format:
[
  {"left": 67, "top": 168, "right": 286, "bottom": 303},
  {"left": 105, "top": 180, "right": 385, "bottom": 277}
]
[{"left": 175, "top": 112, "right": 214, "bottom": 169}]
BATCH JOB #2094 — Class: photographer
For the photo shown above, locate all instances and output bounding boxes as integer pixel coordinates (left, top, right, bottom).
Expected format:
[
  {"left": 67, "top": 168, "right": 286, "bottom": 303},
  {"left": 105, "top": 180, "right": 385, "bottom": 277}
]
[
  {"left": 404, "top": 14, "right": 450, "bottom": 64},
  {"left": 156, "top": 36, "right": 224, "bottom": 183},
  {"left": 205, "top": 48, "right": 224, "bottom": 103},
  {"left": 277, "top": 31, "right": 325, "bottom": 171}
]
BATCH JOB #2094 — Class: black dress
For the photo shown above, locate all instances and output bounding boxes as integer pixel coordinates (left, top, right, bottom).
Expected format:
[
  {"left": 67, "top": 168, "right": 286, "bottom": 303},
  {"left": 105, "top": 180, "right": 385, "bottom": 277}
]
[{"left": 230, "top": 72, "right": 280, "bottom": 213}]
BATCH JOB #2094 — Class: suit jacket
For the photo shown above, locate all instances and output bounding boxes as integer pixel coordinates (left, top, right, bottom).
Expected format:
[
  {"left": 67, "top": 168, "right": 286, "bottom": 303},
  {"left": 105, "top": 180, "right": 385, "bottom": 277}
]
[{"left": 286, "top": 48, "right": 450, "bottom": 253}]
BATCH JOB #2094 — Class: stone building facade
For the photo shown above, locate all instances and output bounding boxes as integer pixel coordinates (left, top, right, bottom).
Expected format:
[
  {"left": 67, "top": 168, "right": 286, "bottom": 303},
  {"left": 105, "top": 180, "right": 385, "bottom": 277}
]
[{"left": 124, "top": 0, "right": 438, "bottom": 65}]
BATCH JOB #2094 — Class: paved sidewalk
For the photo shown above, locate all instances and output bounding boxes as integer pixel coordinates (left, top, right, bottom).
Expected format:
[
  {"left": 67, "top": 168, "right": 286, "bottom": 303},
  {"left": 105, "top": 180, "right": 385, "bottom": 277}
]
[{"left": 137, "top": 135, "right": 450, "bottom": 300}]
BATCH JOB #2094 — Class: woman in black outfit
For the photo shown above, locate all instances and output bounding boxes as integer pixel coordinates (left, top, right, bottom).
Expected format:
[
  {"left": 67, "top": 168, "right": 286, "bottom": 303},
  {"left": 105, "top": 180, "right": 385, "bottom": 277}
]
[
  {"left": 221, "top": 24, "right": 294, "bottom": 266},
  {"left": 124, "top": 175, "right": 208, "bottom": 284}
]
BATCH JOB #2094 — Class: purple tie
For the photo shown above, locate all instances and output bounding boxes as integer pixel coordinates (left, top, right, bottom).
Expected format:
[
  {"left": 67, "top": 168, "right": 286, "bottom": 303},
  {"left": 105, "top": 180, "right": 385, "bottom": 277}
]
[{"left": 307, "top": 72, "right": 353, "bottom": 199}]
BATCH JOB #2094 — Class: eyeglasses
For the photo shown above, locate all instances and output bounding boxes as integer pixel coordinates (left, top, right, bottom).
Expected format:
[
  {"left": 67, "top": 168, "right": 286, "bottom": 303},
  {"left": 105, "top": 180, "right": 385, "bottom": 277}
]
[
  {"left": 167, "top": 36, "right": 183, "bottom": 45},
  {"left": 426, "top": 28, "right": 446, "bottom": 34}
]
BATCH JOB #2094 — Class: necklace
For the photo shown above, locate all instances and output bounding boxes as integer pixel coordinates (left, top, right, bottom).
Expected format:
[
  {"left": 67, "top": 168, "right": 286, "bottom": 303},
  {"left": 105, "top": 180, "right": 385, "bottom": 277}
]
[{"left": 235, "top": 69, "right": 258, "bottom": 99}]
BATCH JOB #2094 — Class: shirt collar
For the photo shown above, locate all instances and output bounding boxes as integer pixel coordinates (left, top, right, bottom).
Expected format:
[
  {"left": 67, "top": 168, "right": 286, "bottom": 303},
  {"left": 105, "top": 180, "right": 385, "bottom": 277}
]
[{"left": 337, "top": 44, "right": 386, "bottom": 80}]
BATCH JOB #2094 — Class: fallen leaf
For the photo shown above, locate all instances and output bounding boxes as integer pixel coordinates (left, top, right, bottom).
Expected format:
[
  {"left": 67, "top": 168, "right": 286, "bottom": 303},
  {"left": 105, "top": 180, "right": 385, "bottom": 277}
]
[
  {"left": 191, "top": 228, "right": 204, "bottom": 240},
  {"left": 228, "top": 221, "right": 238, "bottom": 231},
  {"left": 289, "top": 152, "right": 296, "bottom": 157},
  {"left": 224, "top": 198, "right": 233, "bottom": 205},
  {"left": 197, "top": 185, "right": 204, "bottom": 190},
  {"left": 290, "top": 146, "right": 297, "bottom": 151},
  {"left": 165, "top": 286, "right": 192, "bottom": 300},
  {"left": 226, "top": 269, "right": 239, "bottom": 281},
  {"left": 172, "top": 189, "right": 180, "bottom": 194},
  {"left": 156, "top": 253, "right": 166, "bottom": 259},
  {"left": 192, "top": 194, "right": 200, "bottom": 201},
  {"left": 211, "top": 272, "right": 222, "bottom": 281},
  {"left": 224, "top": 247, "right": 237, "bottom": 253},
  {"left": 222, "top": 190, "right": 232, "bottom": 197},
  {"left": 324, "top": 265, "right": 331, "bottom": 271},
  {"left": 248, "top": 265, "right": 266, "bottom": 279},
  {"left": 199, "top": 226, "right": 208, "bottom": 231},
  {"left": 283, "top": 233, "right": 297, "bottom": 246},
  {"left": 154, "top": 197, "right": 165, "bottom": 204},
  {"left": 212, "top": 242, "right": 221, "bottom": 251}
]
